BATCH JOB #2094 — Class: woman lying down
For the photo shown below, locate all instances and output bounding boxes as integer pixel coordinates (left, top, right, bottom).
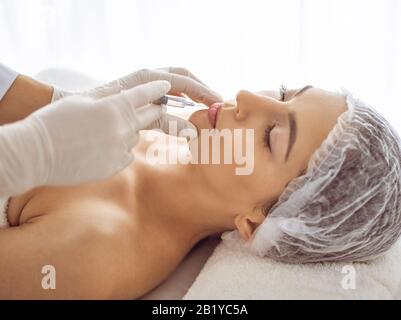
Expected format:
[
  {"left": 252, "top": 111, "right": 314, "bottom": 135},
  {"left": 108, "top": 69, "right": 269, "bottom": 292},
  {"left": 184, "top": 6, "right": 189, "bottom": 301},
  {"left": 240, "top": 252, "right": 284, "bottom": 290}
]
[{"left": 1, "top": 83, "right": 401, "bottom": 299}]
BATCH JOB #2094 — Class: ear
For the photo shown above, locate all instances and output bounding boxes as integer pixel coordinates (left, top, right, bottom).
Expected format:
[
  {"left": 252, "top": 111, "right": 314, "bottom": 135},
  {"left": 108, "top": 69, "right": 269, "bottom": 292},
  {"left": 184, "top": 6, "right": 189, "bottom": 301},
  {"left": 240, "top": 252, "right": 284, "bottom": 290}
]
[{"left": 234, "top": 209, "right": 266, "bottom": 241}]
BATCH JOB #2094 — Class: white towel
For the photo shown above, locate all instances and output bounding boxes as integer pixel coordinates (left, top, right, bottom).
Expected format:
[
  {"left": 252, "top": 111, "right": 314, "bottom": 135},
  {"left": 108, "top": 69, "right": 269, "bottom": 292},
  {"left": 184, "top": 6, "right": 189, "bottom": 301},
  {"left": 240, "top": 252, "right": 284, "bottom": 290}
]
[
  {"left": 0, "top": 197, "right": 10, "bottom": 228},
  {"left": 183, "top": 232, "right": 401, "bottom": 300}
]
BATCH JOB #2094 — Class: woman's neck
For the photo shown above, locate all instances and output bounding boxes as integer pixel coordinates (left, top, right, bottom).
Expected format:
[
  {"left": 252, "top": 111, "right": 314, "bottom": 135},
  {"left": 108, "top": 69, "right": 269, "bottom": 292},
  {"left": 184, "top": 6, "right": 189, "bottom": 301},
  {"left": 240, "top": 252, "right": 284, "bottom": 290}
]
[{"left": 132, "top": 153, "right": 235, "bottom": 251}]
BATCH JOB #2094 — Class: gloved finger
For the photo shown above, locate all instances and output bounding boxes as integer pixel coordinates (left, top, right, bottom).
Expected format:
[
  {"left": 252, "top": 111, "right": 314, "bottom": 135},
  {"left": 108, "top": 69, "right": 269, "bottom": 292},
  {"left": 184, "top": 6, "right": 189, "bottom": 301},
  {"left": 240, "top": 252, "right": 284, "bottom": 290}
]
[
  {"left": 123, "top": 130, "right": 141, "bottom": 151},
  {"left": 134, "top": 103, "right": 167, "bottom": 131},
  {"left": 126, "top": 69, "right": 223, "bottom": 106},
  {"left": 156, "top": 67, "right": 208, "bottom": 87},
  {"left": 166, "top": 73, "right": 223, "bottom": 106},
  {"left": 84, "top": 79, "right": 122, "bottom": 99},
  {"left": 146, "top": 113, "right": 198, "bottom": 140},
  {"left": 99, "top": 80, "right": 171, "bottom": 110},
  {"left": 119, "top": 151, "right": 135, "bottom": 171}
]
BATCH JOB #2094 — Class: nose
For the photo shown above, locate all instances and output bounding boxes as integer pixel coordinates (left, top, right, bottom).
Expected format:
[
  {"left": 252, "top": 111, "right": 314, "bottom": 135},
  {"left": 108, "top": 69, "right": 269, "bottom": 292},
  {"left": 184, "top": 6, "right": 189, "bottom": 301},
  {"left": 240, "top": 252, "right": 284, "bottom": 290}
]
[
  {"left": 235, "top": 90, "right": 253, "bottom": 120},
  {"left": 235, "top": 90, "right": 285, "bottom": 122}
]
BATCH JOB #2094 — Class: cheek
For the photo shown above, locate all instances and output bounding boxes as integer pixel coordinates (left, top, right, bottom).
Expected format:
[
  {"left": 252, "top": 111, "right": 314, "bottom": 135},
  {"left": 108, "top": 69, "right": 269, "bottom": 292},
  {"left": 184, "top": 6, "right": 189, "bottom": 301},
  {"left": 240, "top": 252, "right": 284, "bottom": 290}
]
[
  {"left": 249, "top": 166, "right": 273, "bottom": 202},
  {"left": 251, "top": 153, "right": 291, "bottom": 204}
]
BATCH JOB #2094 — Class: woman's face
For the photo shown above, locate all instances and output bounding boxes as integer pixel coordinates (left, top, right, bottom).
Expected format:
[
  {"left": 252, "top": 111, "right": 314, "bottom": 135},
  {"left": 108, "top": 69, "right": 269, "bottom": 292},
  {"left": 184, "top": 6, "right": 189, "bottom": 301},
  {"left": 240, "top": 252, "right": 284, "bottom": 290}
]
[{"left": 188, "top": 87, "right": 347, "bottom": 230}]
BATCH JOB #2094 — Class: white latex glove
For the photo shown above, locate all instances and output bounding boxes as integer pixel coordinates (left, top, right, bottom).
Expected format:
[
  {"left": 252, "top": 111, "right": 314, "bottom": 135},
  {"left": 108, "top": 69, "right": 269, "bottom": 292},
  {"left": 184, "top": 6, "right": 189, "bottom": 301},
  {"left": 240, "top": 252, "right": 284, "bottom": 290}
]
[
  {"left": 52, "top": 67, "right": 222, "bottom": 135},
  {"left": 0, "top": 80, "right": 170, "bottom": 197}
]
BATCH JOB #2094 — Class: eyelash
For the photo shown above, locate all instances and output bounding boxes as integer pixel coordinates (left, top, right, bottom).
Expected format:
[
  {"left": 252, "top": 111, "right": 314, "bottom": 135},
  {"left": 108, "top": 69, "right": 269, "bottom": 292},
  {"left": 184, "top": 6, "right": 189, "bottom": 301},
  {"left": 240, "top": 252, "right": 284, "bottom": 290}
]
[
  {"left": 264, "top": 86, "right": 286, "bottom": 151},
  {"left": 279, "top": 85, "right": 287, "bottom": 102},
  {"left": 264, "top": 124, "right": 275, "bottom": 151}
]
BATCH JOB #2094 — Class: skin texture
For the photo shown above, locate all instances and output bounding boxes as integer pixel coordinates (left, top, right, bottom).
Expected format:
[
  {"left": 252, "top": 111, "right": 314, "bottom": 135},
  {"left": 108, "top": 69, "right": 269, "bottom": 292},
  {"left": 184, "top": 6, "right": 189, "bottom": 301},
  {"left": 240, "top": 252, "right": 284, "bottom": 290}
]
[{"left": 0, "top": 79, "right": 346, "bottom": 299}]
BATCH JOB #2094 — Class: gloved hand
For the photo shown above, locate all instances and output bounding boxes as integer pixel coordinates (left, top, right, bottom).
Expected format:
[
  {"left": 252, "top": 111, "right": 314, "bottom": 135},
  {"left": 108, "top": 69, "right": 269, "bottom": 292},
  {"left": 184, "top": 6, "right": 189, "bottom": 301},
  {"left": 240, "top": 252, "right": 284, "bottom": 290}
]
[
  {"left": 0, "top": 80, "right": 170, "bottom": 197},
  {"left": 52, "top": 67, "right": 223, "bottom": 135}
]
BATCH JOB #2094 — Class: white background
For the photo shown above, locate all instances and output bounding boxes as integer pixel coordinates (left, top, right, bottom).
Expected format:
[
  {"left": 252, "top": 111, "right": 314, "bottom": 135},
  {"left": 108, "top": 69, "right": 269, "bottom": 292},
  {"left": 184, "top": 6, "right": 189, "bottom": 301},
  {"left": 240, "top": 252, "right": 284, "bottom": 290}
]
[{"left": 1, "top": 0, "right": 400, "bottom": 129}]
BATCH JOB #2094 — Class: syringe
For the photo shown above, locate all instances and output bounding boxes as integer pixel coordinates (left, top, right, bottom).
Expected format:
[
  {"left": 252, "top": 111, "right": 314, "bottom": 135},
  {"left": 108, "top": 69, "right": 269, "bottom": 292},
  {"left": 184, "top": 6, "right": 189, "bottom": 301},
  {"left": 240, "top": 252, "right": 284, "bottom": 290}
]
[{"left": 153, "top": 94, "right": 207, "bottom": 109}]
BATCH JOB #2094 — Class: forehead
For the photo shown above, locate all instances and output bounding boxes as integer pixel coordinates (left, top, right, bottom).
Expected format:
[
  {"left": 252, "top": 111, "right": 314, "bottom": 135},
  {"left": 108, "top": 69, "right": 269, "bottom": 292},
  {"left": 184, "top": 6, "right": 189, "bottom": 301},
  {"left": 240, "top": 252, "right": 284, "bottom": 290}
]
[
  {"left": 290, "top": 87, "right": 347, "bottom": 120},
  {"left": 287, "top": 87, "right": 347, "bottom": 171}
]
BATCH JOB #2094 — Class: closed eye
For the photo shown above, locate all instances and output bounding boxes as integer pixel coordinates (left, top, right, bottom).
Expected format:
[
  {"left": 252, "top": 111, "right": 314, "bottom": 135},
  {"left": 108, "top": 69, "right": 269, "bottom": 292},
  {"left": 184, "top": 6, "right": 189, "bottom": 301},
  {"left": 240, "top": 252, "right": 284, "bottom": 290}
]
[{"left": 264, "top": 125, "right": 276, "bottom": 151}]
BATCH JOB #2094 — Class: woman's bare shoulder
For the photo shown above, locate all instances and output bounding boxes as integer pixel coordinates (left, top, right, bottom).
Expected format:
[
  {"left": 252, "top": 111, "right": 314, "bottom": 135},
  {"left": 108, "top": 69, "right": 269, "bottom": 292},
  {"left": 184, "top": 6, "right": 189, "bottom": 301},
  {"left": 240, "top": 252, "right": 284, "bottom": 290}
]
[{"left": 6, "top": 190, "right": 185, "bottom": 298}]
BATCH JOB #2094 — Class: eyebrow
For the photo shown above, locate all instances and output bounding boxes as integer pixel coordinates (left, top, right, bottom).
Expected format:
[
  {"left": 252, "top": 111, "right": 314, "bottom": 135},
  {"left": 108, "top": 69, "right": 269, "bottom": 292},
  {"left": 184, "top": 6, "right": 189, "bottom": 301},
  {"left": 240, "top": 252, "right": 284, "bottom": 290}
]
[
  {"left": 284, "top": 85, "right": 313, "bottom": 161},
  {"left": 293, "top": 85, "right": 313, "bottom": 99}
]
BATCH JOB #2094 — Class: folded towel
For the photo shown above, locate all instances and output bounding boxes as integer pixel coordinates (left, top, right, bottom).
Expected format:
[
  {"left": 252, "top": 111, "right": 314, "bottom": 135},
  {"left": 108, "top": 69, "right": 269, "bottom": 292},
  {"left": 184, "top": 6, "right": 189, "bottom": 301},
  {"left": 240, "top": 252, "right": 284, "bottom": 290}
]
[
  {"left": 183, "top": 232, "right": 401, "bottom": 300},
  {"left": 0, "top": 197, "right": 10, "bottom": 228}
]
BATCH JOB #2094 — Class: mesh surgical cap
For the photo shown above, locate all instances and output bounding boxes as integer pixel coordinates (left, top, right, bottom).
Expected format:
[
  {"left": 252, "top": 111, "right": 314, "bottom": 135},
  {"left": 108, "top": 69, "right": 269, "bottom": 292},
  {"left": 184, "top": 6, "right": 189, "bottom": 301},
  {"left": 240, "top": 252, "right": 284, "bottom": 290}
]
[{"left": 222, "top": 89, "right": 401, "bottom": 263}]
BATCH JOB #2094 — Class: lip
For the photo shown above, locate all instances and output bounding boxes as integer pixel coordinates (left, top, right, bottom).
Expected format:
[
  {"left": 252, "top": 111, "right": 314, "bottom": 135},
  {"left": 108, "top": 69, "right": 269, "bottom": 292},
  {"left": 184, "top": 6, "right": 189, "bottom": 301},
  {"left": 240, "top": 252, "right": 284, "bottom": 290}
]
[{"left": 208, "top": 103, "right": 222, "bottom": 128}]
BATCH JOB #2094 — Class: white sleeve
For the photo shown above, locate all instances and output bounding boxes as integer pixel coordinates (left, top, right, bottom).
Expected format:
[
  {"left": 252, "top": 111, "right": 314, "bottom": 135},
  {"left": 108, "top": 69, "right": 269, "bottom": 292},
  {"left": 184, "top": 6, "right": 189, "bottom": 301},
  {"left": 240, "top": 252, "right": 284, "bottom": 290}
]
[{"left": 0, "top": 63, "right": 18, "bottom": 101}]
